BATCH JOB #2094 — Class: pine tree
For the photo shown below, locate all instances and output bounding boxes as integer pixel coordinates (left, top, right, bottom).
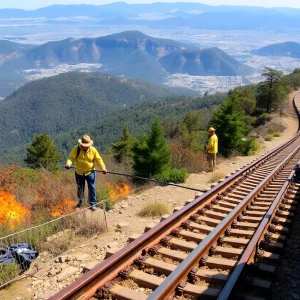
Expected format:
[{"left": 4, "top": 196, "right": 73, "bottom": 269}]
[
  {"left": 24, "top": 134, "right": 62, "bottom": 171},
  {"left": 257, "top": 67, "right": 286, "bottom": 113},
  {"left": 132, "top": 118, "right": 171, "bottom": 177},
  {"left": 112, "top": 125, "right": 135, "bottom": 163},
  {"left": 211, "top": 92, "right": 247, "bottom": 157}
]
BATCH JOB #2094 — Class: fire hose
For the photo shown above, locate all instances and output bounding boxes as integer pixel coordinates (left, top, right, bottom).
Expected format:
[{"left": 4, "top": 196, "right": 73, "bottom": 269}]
[{"left": 67, "top": 166, "right": 207, "bottom": 193}]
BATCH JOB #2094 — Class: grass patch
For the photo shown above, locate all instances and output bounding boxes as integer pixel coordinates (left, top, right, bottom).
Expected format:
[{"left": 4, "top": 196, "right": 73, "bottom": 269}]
[
  {"left": 0, "top": 263, "right": 20, "bottom": 286},
  {"left": 208, "top": 172, "right": 225, "bottom": 183},
  {"left": 138, "top": 201, "right": 170, "bottom": 218},
  {"left": 71, "top": 210, "right": 106, "bottom": 236},
  {"left": 273, "top": 132, "right": 281, "bottom": 137},
  {"left": 264, "top": 134, "right": 274, "bottom": 141},
  {"left": 1, "top": 221, "right": 63, "bottom": 249},
  {"left": 40, "top": 230, "right": 74, "bottom": 256}
]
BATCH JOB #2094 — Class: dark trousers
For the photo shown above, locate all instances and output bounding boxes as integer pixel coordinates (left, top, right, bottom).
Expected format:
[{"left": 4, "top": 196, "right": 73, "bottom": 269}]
[
  {"left": 75, "top": 172, "right": 96, "bottom": 206},
  {"left": 207, "top": 153, "right": 217, "bottom": 171}
]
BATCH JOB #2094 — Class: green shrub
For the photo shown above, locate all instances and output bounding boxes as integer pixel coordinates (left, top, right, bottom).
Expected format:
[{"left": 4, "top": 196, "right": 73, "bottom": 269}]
[
  {"left": 96, "top": 187, "right": 114, "bottom": 210},
  {"left": 101, "top": 198, "right": 114, "bottom": 211},
  {"left": 255, "top": 113, "right": 271, "bottom": 126},
  {"left": 273, "top": 132, "right": 281, "bottom": 137},
  {"left": 264, "top": 134, "right": 274, "bottom": 141},
  {"left": 0, "top": 263, "right": 20, "bottom": 286},
  {"left": 244, "top": 115, "right": 257, "bottom": 126},
  {"left": 155, "top": 168, "right": 189, "bottom": 183},
  {"left": 97, "top": 186, "right": 110, "bottom": 200},
  {"left": 237, "top": 138, "right": 260, "bottom": 156},
  {"left": 170, "top": 141, "right": 209, "bottom": 173}
]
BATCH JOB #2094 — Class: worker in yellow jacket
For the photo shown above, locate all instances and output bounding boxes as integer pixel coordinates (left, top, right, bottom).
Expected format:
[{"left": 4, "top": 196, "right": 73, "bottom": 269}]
[
  {"left": 205, "top": 127, "right": 218, "bottom": 172},
  {"left": 65, "top": 135, "right": 107, "bottom": 211}
]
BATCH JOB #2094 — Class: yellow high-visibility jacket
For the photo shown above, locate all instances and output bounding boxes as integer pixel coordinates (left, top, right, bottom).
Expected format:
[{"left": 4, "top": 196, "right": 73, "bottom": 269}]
[
  {"left": 66, "top": 145, "right": 106, "bottom": 175},
  {"left": 206, "top": 134, "right": 218, "bottom": 154}
]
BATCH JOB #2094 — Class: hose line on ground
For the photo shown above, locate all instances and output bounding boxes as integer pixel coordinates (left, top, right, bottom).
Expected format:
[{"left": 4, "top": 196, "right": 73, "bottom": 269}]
[{"left": 67, "top": 166, "right": 207, "bottom": 193}]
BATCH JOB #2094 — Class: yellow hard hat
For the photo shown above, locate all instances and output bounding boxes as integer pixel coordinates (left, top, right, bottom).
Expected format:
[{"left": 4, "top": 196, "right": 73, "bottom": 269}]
[{"left": 208, "top": 127, "right": 215, "bottom": 132}]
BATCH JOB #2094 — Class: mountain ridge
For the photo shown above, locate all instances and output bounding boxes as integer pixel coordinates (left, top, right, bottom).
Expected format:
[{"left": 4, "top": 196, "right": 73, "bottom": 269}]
[
  {"left": 0, "top": 30, "right": 253, "bottom": 97},
  {"left": 251, "top": 42, "right": 300, "bottom": 58}
]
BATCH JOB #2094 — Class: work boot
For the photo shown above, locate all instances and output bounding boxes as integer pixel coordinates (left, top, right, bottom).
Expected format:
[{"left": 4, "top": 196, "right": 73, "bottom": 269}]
[
  {"left": 89, "top": 206, "right": 97, "bottom": 211},
  {"left": 74, "top": 203, "right": 82, "bottom": 210}
]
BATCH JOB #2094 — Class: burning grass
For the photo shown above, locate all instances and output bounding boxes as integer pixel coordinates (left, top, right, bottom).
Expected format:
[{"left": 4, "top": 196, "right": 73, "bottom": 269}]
[
  {"left": 0, "top": 166, "right": 131, "bottom": 233},
  {"left": 0, "top": 164, "right": 134, "bottom": 287},
  {"left": 97, "top": 181, "right": 132, "bottom": 211},
  {"left": 0, "top": 190, "right": 31, "bottom": 230},
  {"left": 0, "top": 165, "right": 128, "bottom": 245},
  {"left": 106, "top": 182, "right": 132, "bottom": 201},
  {"left": 50, "top": 198, "right": 77, "bottom": 217}
]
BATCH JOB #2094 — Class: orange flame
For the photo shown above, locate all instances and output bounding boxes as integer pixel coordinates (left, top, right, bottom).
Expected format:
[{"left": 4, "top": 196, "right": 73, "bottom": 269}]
[
  {"left": 50, "top": 198, "right": 77, "bottom": 217},
  {"left": 106, "top": 182, "right": 132, "bottom": 201},
  {"left": 0, "top": 189, "right": 31, "bottom": 229}
]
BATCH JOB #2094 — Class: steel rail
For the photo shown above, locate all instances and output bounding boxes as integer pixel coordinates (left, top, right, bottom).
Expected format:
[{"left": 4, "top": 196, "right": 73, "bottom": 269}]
[
  {"left": 217, "top": 161, "right": 299, "bottom": 299},
  {"left": 51, "top": 141, "right": 300, "bottom": 300},
  {"left": 50, "top": 141, "right": 290, "bottom": 300},
  {"left": 51, "top": 94, "right": 300, "bottom": 300},
  {"left": 147, "top": 145, "right": 300, "bottom": 300}
]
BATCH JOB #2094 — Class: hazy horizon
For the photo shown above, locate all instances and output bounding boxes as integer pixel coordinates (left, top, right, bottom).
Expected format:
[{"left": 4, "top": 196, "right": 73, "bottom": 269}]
[{"left": 1, "top": 0, "right": 300, "bottom": 10}]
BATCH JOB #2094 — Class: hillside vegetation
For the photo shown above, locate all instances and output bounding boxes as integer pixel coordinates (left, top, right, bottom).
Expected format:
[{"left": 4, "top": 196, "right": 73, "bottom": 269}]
[
  {"left": 0, "top": 72, "right": 173, "bottom": 154},
  {"left": 55, "top": 93, "right": 226, "bottom": 156}
]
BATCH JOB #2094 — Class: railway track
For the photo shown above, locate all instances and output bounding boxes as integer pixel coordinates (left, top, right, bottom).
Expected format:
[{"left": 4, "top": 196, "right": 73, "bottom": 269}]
[{"left": 50, "top": 95, "right": 300, "bottom": 300}]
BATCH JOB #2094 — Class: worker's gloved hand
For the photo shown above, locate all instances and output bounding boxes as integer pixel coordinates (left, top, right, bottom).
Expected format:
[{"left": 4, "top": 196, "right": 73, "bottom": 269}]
[
  {"left": 102, "top": 168, "right": 107, "bottom": 174},
  {"left": 64, "top": 164, "right": 70, "bottom": 169}
]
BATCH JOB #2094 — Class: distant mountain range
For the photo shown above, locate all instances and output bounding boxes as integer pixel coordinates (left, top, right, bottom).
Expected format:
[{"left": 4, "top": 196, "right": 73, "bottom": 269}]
[
  {"left": 0, "top": 30, "right": 253, "bottom": 97},
  {"left": 251, "top": 42, "right": 300, "bottom": 58},
  {"left": 0, "top": 3, "right": 299, "bottom": 30},
  {"left": 0, "top": 3, "right": 299, "bottom": 19},
  {"left": 96, "top": 11, "right": 300, "bottom": 31}
]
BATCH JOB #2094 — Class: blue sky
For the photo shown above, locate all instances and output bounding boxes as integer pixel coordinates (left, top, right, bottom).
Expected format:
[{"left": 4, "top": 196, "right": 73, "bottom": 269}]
[{"left": 2, "top": 0, "right": 300, "bottom": 10}]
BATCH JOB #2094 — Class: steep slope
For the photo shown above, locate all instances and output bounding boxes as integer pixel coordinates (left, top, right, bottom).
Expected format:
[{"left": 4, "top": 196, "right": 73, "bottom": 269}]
[
  {"left": 0, "top": 40, "right": 34, "bottom": 97},
  {"left": 0, "top": 72, "right": 173, "bottom": 152},
  {"left": 159, "top": 47, "right": 253, "bottom": 76},
  {"left": 0, "top": 40, "right": 33, "bottom": 65},
  {"left": 251, "top": 42, "right": 300, "bottom": 58}
]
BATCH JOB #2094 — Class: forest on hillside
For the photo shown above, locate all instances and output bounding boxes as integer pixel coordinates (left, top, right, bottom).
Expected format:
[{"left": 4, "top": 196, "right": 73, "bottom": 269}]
[
  {"left": 0, "top": 72, "right": 173, "bottom": 155},
  {"left": 2, "top": 67, "right": 300, "bottom": 167}
]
